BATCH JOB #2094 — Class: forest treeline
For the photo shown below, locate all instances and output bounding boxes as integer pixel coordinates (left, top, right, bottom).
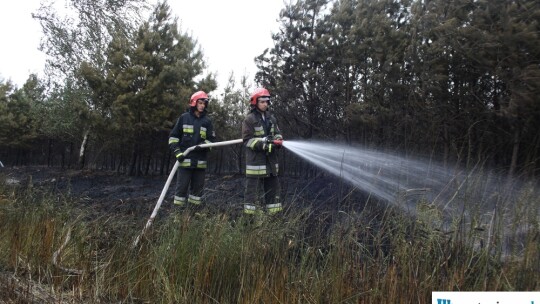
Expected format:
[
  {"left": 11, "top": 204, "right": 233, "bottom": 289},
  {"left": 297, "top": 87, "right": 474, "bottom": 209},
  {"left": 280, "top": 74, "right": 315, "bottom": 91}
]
[{"left": 1, "top": 0, "right": 539, "bottom": 177}]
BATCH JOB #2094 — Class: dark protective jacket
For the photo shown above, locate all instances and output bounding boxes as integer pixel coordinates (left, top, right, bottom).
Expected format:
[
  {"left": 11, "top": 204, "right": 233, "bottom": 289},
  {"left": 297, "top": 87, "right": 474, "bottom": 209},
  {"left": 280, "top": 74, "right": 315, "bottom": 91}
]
[
  {"left": 169, "top": 108, "right": 215, "bottom": 169},
  {"left": 242, "top": 109, "right": 281, "bottom": 177}
]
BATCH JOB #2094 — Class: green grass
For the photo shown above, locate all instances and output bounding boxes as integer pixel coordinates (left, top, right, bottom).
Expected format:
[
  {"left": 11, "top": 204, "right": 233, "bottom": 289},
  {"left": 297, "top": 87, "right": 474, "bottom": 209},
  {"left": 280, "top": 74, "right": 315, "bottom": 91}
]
[{"left": 0, "top": 178, "right": 538, "bottom": 303}]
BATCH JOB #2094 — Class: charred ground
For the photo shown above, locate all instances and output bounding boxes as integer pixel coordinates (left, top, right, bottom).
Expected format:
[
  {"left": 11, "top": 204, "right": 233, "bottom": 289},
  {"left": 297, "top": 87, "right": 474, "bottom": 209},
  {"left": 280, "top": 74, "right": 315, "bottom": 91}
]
[{"left": 0, "top": 165, "right": 370, "bottom": 220}]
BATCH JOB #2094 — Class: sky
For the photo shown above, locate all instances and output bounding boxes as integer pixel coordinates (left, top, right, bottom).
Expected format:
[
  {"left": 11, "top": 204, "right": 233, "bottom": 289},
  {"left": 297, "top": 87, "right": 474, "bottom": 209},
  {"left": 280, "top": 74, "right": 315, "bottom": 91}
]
[{"left": 0, "top": 0, "right": 285, "bottom": 94}]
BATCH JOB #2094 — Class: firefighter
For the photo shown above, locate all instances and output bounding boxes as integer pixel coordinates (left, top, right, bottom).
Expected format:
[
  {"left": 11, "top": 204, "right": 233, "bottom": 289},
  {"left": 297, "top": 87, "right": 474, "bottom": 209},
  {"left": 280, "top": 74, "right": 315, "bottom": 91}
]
[
  {"left": 242, "top": 87, "right": 284, "bottom": 216},
  {"left": 169, "top": 91, "right": 215, "bottom": 210}
]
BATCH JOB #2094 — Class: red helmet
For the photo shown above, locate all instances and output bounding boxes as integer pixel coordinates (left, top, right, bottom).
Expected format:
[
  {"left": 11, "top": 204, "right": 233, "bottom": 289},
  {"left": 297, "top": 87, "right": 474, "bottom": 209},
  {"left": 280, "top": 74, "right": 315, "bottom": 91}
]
[
  {"left": 190, "top": 91, "right": 209, "bottom": 107},
  {"left": 250, "top": 88, "right": 270, "bottom": 105}
]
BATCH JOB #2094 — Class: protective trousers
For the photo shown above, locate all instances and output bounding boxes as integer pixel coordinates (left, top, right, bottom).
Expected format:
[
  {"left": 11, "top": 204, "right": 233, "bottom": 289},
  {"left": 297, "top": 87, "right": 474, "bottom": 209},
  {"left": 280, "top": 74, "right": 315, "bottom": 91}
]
[
  {"left": 244, "top": 174, "right": 282, "bottom": 214},
  {"left": 174, "top": 167, "right": 205, "bottom": 206}
]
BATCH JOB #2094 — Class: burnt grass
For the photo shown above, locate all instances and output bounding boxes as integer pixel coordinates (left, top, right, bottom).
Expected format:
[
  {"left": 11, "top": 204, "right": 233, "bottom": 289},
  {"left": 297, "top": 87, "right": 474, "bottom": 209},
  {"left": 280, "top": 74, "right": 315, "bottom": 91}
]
[
  {"left": 1, "top": 165, "right": 375, "bottom": 225},
  {"left": 1, "top": 165, "right": 394, "bottom": 274}
]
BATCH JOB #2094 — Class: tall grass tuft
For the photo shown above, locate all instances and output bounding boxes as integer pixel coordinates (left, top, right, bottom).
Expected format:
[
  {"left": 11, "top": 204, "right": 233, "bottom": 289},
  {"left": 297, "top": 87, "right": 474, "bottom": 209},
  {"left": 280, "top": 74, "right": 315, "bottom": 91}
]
[{"left": 0, "top": 177, "right": 538, "bottom": 303}]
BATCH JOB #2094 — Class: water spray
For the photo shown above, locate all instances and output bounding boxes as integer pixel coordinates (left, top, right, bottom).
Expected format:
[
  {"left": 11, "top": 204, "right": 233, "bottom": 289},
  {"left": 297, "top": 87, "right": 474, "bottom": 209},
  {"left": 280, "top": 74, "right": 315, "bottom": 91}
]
[
  {"left": 282, "top": 139, "right": 540, "bottom": 257},
  {"left": 281, "top": 140, "right": 536, "bottom": 220}
]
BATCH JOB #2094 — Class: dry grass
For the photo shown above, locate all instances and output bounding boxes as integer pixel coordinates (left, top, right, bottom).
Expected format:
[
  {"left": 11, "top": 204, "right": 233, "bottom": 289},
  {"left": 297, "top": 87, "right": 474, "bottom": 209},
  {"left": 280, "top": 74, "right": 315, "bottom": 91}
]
[{"left": 0, "top": 178, "right": 538, "bottom": 303}]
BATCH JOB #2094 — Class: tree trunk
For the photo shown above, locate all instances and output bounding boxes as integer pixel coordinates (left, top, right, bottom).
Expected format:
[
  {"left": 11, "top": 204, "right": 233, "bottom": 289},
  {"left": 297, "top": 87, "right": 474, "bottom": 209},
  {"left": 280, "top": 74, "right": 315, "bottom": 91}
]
[
  {"left": 129, "top": 145, "right": 138, "bottom": 176},
  {"left": 145, "top": 154, "right": 151, "bottom": 175},
  {"left": 216, "top": 148, "right": 223, "bottom": 174},
  {"left": 116, "top": 153, "right": 123, "bottom": 173},
  {"left": 443, "top": 125, "right": 449, "bottom": 168},
  {"left": 78, "top": 129, "right": 90, "bottom": 169},
  {"left": 529, "top": 132, "right": 540, "bottom": 178},
  {"left": 47, "top": 139, "right": 53, "bottom": 167},
  {"left": 61, "top": 144, "right": 65, "bottom": 169},
  {"left": 160, "top": 148, "right": 169, "bottom": 176},
  {"left": 69, "top": 142, "right": 73, "bottom": 169},
  {"left": 145, "top": 137, "right": 154, "bottom": 176},
  {"left": 508, "top": 127, "right": 520, "bottom": 178}
]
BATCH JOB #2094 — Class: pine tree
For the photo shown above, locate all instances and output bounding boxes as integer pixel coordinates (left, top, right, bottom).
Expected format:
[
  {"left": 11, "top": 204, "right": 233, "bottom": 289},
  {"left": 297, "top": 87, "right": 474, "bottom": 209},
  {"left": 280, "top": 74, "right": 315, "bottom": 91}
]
[
  {"left": 79, "top": 1, "right": 216, "bottom": 175},
  {"left": 0, "top": 79, "right": 40, "bottom": 165},
  {"left": 256, "top": 0, "right": 332, "bottom": 138}
]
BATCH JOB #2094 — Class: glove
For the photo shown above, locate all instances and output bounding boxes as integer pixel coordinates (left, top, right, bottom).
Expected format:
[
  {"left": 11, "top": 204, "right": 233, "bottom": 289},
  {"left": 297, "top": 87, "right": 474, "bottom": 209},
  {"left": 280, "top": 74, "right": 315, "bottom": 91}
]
[
  {"left": 174, "top": 150, "right": 185, "bottom": 162},
  {"left": 194, "top": 145, "right": 210, "bottom": 152}
]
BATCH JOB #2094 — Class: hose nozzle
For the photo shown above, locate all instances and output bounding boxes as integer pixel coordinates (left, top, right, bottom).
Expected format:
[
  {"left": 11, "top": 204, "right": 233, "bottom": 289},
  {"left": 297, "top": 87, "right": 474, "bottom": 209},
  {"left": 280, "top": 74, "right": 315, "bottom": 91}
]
[{"left": 263, "top": 136, "right": 283, "bottom": 146}]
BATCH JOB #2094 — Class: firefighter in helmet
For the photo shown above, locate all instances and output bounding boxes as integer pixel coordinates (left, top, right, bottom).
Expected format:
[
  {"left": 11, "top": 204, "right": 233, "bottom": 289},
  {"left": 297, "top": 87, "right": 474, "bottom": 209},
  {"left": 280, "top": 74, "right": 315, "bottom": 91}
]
[
  {"left": 242, "top": 88, "right": 284, "bottom": 215},
  {"left": 169, "top": 90, "right": 215, "bottom": 209}
]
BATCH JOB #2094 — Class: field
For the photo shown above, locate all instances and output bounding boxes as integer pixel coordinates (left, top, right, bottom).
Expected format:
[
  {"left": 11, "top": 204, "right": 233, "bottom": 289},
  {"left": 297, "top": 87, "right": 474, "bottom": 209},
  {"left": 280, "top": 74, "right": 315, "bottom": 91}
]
[{"left": 0, "top": 166, "right": 538, "bottom": 303}]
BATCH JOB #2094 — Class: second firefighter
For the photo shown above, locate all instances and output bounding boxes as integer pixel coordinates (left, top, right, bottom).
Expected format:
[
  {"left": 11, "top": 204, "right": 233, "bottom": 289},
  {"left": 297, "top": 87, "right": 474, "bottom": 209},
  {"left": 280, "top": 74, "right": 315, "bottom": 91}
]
[{"left": 242, "top": 88, "right": 284, "bottom": 215}]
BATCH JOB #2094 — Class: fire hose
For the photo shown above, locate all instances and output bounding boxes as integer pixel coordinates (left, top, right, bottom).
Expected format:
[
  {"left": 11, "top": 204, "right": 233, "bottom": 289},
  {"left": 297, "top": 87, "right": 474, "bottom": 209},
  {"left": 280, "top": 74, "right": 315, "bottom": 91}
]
[{"left": 132, "top": 138, "right": 243, "bottom": 247}]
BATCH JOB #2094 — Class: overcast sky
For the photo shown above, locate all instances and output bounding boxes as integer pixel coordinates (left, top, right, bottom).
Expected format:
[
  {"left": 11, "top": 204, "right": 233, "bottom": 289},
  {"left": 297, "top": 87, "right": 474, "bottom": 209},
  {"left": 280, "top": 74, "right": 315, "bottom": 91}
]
[{"left": 0, "top": 0, "right": 285, "bottom": 94}]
